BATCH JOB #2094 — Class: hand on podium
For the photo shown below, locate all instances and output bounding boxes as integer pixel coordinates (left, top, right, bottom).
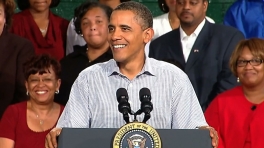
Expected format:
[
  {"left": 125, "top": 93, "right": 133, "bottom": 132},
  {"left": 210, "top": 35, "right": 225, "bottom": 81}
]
[
  {"left": 198, "top": 126, "right": 219, "bottom": 148},
  {"left": 45, "top": 128, "right": 62, "bottom": 148}
]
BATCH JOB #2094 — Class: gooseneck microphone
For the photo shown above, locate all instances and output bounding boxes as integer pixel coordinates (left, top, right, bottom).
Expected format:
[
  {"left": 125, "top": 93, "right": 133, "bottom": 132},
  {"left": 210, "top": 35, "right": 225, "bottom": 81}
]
[
  {"left": 139, "top": 88, "right": 153, "bottom": 123},
  {"left": 116, "top": 88, "right": 132, "bottom": 123}
]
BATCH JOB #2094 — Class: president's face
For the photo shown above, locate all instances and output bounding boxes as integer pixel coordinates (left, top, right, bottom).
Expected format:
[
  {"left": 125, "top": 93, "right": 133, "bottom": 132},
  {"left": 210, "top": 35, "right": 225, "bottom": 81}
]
[{"left": 108, "top": 10, "right": 149, "bottom": 64}]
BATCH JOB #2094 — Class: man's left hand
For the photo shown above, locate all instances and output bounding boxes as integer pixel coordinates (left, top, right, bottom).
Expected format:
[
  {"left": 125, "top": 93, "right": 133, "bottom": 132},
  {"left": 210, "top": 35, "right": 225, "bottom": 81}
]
[{"left": 199, "top": 126, "right": 218, "bottom": 148}]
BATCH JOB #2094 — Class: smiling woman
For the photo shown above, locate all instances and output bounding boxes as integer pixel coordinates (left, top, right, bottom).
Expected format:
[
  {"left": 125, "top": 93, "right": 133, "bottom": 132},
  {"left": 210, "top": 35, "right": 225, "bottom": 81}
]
[
  {"left": 205, "top": 38, "right": 264, "bottom": 148},
  {"left": 0, "top": 54, "right": 64, "bottom": 148}
]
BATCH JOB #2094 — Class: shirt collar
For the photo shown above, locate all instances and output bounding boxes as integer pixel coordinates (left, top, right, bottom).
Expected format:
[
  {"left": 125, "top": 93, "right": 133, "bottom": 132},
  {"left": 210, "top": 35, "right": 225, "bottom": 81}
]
[
  {"left": 179, "top": 19, "right": 206, "bottom": 40},
  {"left": 107, "top": 57, "right": 155, "bottom": 77}
]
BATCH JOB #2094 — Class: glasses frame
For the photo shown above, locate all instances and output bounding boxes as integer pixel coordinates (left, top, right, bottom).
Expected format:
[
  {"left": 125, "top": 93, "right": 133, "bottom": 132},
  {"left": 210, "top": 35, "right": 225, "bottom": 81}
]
[{"left": 236, "top": 59, "right": 264, "bottom": 67}]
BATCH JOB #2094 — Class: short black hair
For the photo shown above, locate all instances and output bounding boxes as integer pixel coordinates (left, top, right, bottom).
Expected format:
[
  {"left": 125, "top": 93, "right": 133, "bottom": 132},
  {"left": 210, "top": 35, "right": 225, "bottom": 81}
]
[
  {"left": 158, "top": 0, "right": 169, "bottom": 13},
  {"left": 74, "top": 1, "right": 113, "bottom": 35},
  {"left": 114, "top": 1, "right": 153, "bottom": 30},
  {"left": 16, "top": 0, "right": 60, "bottom": 10},
  {"left": 23, "top": 54, "right": 61, "bottom": 80}
]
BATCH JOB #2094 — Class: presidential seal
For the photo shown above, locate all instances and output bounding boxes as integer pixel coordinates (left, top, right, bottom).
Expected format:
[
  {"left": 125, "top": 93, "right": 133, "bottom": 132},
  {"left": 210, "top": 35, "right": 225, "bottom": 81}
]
[{"left": 113, "top": 122, "right": 161, "bottom": 148}]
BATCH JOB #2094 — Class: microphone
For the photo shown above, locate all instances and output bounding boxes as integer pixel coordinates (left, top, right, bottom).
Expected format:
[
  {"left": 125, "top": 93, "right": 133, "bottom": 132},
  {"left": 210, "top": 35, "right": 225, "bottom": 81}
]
[
  {"left": 139, "top": 88, "right": 153, "bottom": 123},
  {"left": 251, "top": 105, "right": 257, "bottom": 111},
  {"left": 116, "top": 88, "right": 132, "bottom": 123}
]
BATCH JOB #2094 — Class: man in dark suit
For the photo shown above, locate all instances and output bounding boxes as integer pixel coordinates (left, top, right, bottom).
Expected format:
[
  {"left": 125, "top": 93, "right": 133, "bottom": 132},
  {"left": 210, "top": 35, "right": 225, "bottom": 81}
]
[{"left": 149, "top": 0, "right": 244, "bottom": 111}]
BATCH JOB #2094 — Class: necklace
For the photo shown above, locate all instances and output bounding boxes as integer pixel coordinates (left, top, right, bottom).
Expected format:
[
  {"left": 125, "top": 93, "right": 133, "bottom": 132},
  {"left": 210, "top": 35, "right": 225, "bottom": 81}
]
[
  {"left": 31, "top": 102, "right": 54, "bottom": 126},
  {"left": 39, "top": 27, "right": 48, "bottom": 34}
]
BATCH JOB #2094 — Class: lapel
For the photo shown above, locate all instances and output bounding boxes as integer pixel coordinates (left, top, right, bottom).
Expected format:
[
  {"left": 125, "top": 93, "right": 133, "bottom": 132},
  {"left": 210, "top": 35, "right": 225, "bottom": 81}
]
[
  {"left": 185, "top": 21, "right": 211, "bottom": 72},
  {"left": 168, "top": 29, "right": 186, "bottom": 68}
]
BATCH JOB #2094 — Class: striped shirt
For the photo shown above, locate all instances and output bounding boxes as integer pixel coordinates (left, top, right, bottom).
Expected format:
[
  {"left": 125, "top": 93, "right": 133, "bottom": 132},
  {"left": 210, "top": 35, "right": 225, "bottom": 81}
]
[{"left": 57, "top": 58, "right": 207, "bottom": 129}]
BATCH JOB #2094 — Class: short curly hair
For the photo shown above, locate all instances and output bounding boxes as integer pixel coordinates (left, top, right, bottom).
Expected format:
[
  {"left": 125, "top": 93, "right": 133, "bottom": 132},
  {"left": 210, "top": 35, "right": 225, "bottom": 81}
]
[
  {"left": 0, "top": 0, "right": 16, "bottom": 28},
  {"left": 23, "top": 54, "right": 61, "bottom": 80},
  {"left": 16, "top": 0, "right": 60, "bottom": 11},
  {"left": 74, "top": 2, "right": 112, "bottom": 35}
]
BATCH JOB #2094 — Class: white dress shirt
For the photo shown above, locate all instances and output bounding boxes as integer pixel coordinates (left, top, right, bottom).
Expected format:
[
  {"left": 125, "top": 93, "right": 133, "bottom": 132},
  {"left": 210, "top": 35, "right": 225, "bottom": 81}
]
[{"left": 179, "top": 19, "right": 206, "bottom": 62}]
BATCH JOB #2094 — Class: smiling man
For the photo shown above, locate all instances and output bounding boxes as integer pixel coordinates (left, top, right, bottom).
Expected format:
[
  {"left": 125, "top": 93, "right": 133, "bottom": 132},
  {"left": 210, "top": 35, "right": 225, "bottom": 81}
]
[{"left": 45, "top": 2, "right": 218, "bottom": 148}]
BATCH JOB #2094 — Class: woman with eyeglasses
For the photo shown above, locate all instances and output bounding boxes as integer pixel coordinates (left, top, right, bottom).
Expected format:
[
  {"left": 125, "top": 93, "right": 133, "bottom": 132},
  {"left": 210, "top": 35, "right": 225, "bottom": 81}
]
[{"left": 205, "top": 38, "right": 264, "bottom": 148}]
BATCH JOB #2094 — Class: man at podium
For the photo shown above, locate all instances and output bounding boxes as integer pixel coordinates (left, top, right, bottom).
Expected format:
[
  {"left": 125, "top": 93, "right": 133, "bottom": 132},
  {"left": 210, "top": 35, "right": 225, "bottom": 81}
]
[{"left": 45, "top": 1, "right": 218, "bottom": 148}]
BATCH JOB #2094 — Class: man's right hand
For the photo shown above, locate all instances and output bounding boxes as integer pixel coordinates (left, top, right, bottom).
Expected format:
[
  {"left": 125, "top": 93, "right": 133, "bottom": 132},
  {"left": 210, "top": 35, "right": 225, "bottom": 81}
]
[{"left": 45, "top": 128, "right": 62, "bottom": 148}]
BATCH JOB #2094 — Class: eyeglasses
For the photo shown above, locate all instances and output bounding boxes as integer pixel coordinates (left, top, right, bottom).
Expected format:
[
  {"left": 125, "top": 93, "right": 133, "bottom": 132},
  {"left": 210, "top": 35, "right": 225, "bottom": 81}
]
[{"left": 236, "top": 59, "right": 264, "bottom": 67}]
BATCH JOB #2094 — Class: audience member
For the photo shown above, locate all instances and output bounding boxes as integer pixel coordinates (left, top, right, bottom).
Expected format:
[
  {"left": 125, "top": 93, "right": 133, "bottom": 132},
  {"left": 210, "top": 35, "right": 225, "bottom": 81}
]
[
  {"left": 55, "top": 2, "right": 113, "bottom": 105},
  {"left": 66, "top": 0, "right": 129, "bottom": 55},
  {"left": 11, "top": 0, "right": 69, "bottom": 60},
  {"left": 205, "top": 38, "right": 264, "bottom": 148},
  {"left": 0, "top": 54, "right": 64, "bottom": 148},
  {"left": 45, "top": 2, "right": 218, "bottom": 148},
  {"left": 153, "top": 0, "right": 214, "bottom": 40},
  {"left": 149, "top": 0, "right": 244, "bottom": 111},
  {"left": 0, "top": 0, "right": 34, "bottom": 119},
  {"left": 224, "top": 0, "right": 264, "bottom": 39}
]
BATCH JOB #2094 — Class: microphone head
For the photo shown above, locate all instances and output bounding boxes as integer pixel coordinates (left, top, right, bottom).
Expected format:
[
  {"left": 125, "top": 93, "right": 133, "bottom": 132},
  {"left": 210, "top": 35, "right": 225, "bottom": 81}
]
[
  {"left": 139, "top": 87, "right": 151, "bottom": 102},
  {"left": 116, "top": 88, "right": 128, "bottom": 103}
]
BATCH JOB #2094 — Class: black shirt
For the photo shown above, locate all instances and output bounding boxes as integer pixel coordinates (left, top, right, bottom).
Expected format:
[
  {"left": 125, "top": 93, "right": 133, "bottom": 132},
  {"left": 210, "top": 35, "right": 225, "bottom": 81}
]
[{"left": 55, "top": 45, "right": 113, "bottom": 105}]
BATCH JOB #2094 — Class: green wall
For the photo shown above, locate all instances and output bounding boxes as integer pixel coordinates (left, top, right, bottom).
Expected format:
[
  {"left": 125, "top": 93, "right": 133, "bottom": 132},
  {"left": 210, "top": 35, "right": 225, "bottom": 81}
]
[{"left": 17, "top": 0, "right": 236, "bottom": 24}]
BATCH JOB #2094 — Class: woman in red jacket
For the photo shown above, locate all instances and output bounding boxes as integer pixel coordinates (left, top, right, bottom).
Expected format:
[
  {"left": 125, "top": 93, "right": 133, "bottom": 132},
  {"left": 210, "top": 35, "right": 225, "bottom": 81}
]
[{"left": 205, "top": 38, "right": 264, "bottom": 148}]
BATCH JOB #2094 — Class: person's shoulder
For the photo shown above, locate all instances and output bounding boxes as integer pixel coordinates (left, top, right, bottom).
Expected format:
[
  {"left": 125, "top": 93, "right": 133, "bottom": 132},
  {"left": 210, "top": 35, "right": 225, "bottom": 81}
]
[
  {"left": 210, "top": 23, "right": 243, "bottom": 35},
  {"left": 13, "top": 10, "right": 27, "bottom": 18},
  {"left": 7, "top": 32, "right": 33, "bottom": 47},
  {"left": 79, "top": 59, "right": 114, "bottom": 75},
  {"left": 153, "top": 13, "right": 168, "bottom": 21},
  {"left": 216, "top": 86, "right": 242, "bottom": 101},
  {"left": 151, "top": 28, "right": 179, "bottom": 44},
  {"left": 228, "top": 0, "right": 244, "bottom": 10},
  {"left": 5, "top": 101, "right": 27, "bottom": 112},
  {"left": 148, "top": 58, "right": 185, "bottom": 76},
  {"left": 51, "top": 12, "right": 69, "bottom": 24}
]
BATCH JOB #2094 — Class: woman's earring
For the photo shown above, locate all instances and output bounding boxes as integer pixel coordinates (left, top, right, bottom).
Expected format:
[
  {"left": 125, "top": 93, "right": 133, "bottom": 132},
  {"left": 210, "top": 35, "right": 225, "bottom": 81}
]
[
  {"left": 55, "top": 90, "right": 59, "bottom": 94},
  {"left": 162, "top": 3, "right": 166, "bottom": 12},
  {"left": 26, "top": 91, "right": 29, "bottom": 96},
  {"left": 237, "top": 77, "right": 240, "bottom": 83}
]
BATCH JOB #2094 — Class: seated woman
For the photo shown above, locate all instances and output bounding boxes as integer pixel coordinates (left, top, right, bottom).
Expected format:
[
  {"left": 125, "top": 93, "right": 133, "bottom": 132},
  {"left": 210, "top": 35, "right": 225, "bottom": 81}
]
[
  {"left": 10, "top": 0, "right": 69, "bottom": 60},
  {"left": 205, "top": 38, "right": 264, "bottom": 148},
  {"left": 0, "top": 0, "right": 34, "bottom": 119},
  {"left": 0, "top": 54, "right": 64, "bottom": 148},
  {"left": 55, "top": 2, "right": 113, "bottom": 105}
]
